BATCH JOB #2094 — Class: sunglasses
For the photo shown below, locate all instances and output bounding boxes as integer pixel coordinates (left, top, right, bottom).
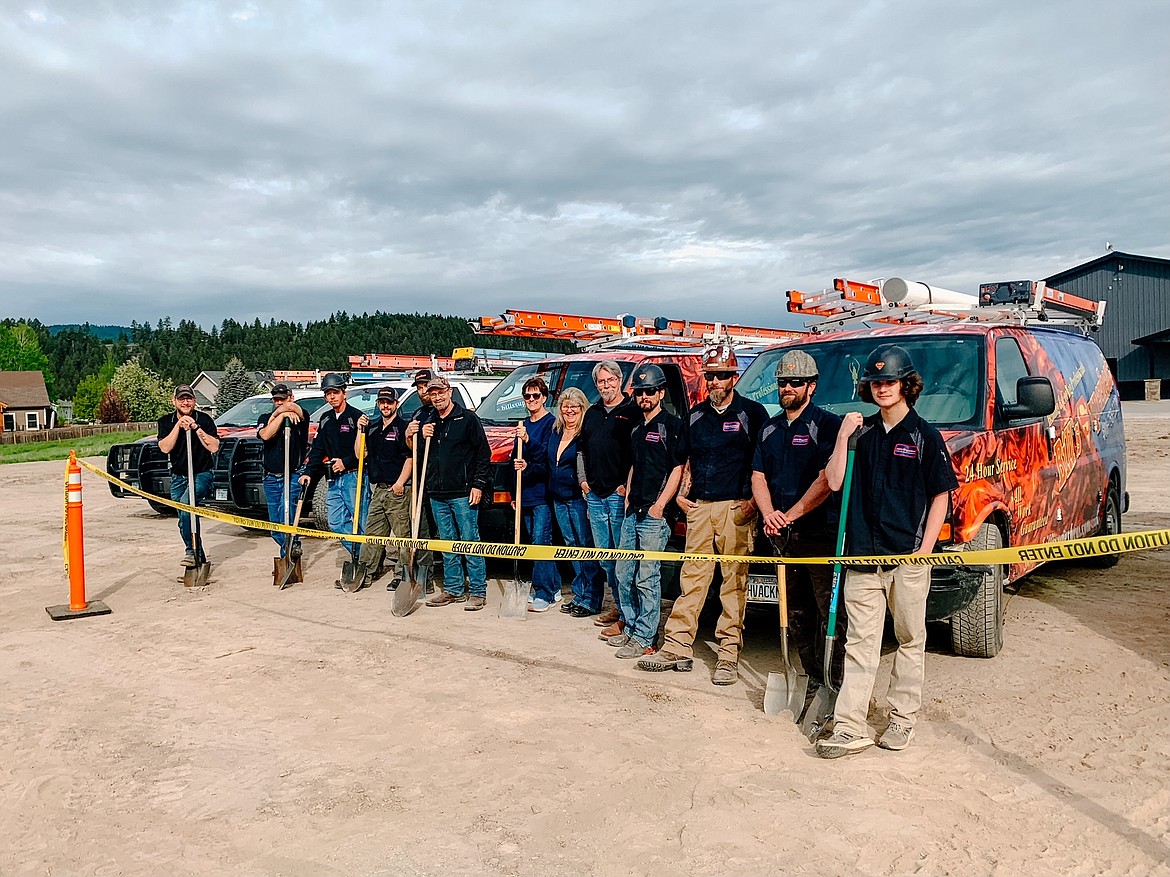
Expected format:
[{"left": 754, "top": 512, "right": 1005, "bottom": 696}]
[
  {"left": 776, "top": 378, "right": 809, "bottom": 388},
  {"left": 522, "top": 392, "right": 545, "bottom": 400},
  {"left": 633, "top": 387, "right": 661, "bottom": 397},
  {"left": 704, "top": 371, "right": 735, "bottom": 382}
]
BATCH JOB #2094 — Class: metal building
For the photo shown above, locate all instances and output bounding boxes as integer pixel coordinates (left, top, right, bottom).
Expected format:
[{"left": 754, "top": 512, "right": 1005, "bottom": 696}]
[{"left": 1044, "top": 251, "right": 1170, "bottom": 400}]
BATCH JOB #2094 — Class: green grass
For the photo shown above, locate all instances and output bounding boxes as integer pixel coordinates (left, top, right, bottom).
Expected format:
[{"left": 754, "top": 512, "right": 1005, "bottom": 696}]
[{"left": 0, "top": 431, "right": 153, "bottom": 464}]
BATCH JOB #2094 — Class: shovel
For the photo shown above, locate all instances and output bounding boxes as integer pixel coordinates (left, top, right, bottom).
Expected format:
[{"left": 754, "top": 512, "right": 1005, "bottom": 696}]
[
  {"left": 272, "top": 421, "right": 302, "bottom": 587},
  {"left": 182, "top": 428, "right": 211, "bottom": 588},
  {"left": 339, "top": 432, "right": 367, "bottom": 592},
  {"left": 392, "top": 433, "right": 430, "bottom": 616},
  {"left": 499, "top": 430, "right": 528, "bottom": 619},
  {"left": 275, "top": 487, "right": 307, "bottom": 589},
  {"left": 763, "top": 532, "right": 808, "bottom": 719},
  {"left": 802, "top": 430, "right": 859, "bottom": 741}
]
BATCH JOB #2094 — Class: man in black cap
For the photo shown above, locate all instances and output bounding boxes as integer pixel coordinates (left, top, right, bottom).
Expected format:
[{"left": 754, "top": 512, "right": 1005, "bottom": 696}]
[
  {"left": 157, "top": 384, "right": 220, "bottom": 567},
  {"left": 356, "top": 387, "right": 413, "bottom": 587},
  {"left": 299, "top": 373, "right": 368, "bottom": 573},
  {"left": 257, "top": 383, "right": 310, "bottom": 560}
]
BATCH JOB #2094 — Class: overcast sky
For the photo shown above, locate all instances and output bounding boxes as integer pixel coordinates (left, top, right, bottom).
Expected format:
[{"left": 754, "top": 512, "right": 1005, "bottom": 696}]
[{"left": 3, "top": 0, "right": 1167, "bottom": 332}]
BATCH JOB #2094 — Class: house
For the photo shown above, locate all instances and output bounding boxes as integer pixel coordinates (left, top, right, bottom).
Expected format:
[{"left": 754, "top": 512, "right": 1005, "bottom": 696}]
[
  {"left": 0, "top": 371, "right": 56, "bottom": 432},
  {"left": 190, "top": 370, "right": 274, "bottom": 414}
]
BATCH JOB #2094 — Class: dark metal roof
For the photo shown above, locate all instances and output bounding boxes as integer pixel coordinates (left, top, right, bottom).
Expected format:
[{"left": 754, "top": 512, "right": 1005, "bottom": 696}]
[{"left": 1045, "top": 251, "right": 1170, "bottom": 283}]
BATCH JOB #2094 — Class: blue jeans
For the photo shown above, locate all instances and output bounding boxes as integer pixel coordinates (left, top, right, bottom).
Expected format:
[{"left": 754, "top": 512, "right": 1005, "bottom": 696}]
[
  {"left": 522, "top": 503, "right": 561, "bottom": 602},
  {"left": 170, "top": 471, "right": 213, "bottom": 554},
  {"left": 430, "top": 496, "right": 487, "bottom": 598},
  {"left": 585, "top": 490, "right": 626, "bottom": 605},
  {"left": 615, "top": 514, "right": 670, "bottom": 648},
  {"left": 263, "top": 474, "right": 303, "bottom": 552},
  {"left": 554, "top": 498, "right": 606, "bottom": 612},
  {"left": 326, "top": 471, "right": 369, "bottom": 555}
]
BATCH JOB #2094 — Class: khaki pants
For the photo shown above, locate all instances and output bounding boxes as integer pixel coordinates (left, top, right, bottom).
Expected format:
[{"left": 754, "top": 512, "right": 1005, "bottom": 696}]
[
  {"left": 662, "top": 499, "right": 755, "bottom": 662},
  {"left": 833, "top": 564, "right": 931, "bottom": 738},
  {"left": 358, "top": 484, "right": 413, "bottom": 577}
]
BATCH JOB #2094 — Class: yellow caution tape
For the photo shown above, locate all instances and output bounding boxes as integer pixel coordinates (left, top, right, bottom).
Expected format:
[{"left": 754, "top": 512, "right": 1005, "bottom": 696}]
[{"left": 78, "top": 458, "right": 1168, "bottom": 566}]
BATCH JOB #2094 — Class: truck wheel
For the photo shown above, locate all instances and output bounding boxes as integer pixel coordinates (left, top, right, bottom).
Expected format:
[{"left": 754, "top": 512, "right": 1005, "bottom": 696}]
[
  {"left": 1084, "top": 485, "right": 1122, "bottom": 568},
  {"left": 311, "top": 477, "right": 330, "bottom": 529},
  {"left": 147, "top": 498, "right": 176, "bottom": 517},
  {"left": 950, "top": 523, "right": 1005, "bottom": 658}
]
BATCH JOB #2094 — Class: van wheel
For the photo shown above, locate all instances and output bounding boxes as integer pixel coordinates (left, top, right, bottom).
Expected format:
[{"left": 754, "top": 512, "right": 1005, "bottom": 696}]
[
  {"left": 1085, "top": 485, "right": 1122, "bottom": 568},
  {"left": 950, "top": 523, "right": 1005, "bottom": 658},
  {"left": 311, "top": 477, "right": 330, "bottom": 529}
]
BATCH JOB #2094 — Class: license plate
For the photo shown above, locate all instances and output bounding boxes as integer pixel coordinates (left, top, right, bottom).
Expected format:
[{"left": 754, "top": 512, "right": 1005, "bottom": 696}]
[
  {"left": 747, "top": 574, "right": 778, "bottom": 603},
  {"left": 215, "top": 489, "right": 228, "bottom": 501}
]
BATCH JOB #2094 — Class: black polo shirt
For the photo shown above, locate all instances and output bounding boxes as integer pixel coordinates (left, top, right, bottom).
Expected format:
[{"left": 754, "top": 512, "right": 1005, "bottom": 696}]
[
  {"left": 578, "top": 395, "right": 639, "bottom": 498},
  {"left": 753, "top": 403, "right": 842, "bottom": 535},
  {"left": 257, "top": 406, "right": 310, "bottom": 476},
  {"left": 303, "top": 403, "right": 364, "bottom": 481},
  {"left": 157, "top": 410, "right": 219, "bottom": 476},
  {"left": 364, "top": 413, "right": 411, "bottom": 486},
  {"left": 627, "top": 409, "right": 688, "bottom": 515},
  {"left": 687, "top": 392, "right": 768, "bottom": 502},
  {"left": 845, "top": 407, "right": 958, "bottom": 556}
]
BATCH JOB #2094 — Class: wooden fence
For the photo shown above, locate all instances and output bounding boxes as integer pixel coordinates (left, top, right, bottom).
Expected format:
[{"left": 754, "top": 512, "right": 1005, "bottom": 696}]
[{"left": 0, "top": 422, "right": 157, "bottom": 445}]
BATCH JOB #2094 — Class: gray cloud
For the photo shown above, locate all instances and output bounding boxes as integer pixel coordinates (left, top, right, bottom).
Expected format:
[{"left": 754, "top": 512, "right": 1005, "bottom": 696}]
[{"left": 1, "top": 0, "right": 1166, "bottom": 332}]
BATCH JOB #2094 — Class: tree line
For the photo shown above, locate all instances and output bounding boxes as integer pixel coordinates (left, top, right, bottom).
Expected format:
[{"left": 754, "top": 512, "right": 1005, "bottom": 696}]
[{"left": 2, "top": 312, "right": 570, "bottom": 420}]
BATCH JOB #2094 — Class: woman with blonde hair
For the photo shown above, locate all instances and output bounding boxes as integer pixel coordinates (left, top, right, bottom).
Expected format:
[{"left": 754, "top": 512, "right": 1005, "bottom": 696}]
[{"left": 546, "top": 387, "right": 607, "bottom": 617}]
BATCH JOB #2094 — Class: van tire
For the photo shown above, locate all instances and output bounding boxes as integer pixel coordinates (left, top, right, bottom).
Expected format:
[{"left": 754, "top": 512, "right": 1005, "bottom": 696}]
[
  {"left": 950, "top": 523, "right": 1005, "bottom": 658},
  {"left": 311, "top": 477, "right": 330, "bottom": 529},
  {"left": 1085, "top": 485, "right": 1122, "bottom": 568}
]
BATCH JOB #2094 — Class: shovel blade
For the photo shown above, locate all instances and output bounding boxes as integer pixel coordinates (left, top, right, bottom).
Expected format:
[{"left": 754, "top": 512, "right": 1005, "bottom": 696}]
[
  {"left": 499, "top": 579, "right": 528, "bottom": 619},
  {"left": 183, "top": 562, "right": 211, "bottom": 588},
  {"left": 275, "top": 556, "right": 303, "bottom": 590},
  {"left": 763, "top": 667, "right": 809, "bottom": 720},
  {"left": 800, "top": 684, "right": 837, "bottom": 741},
  {"left": 391, "top": 575, "right": 423, "bottom": 617},
  {"left": 339, "top": 560, "right": 366, "bottom": 593}
]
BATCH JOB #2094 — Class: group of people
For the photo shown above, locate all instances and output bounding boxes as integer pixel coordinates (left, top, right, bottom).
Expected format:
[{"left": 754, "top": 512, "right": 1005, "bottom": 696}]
[{"left": 158, "top": 340, "right": 955, "bottom": 758}]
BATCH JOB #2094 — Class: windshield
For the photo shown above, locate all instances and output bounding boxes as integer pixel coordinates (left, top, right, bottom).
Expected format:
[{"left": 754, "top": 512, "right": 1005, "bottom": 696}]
[
  {"left": 475, "top": 361, "right": 636, "bottom": 425},
  {"left": 216, "top": 394, "right": 327, "bottom": 427},
  {"left": 739, "top": 335, "right": 985, "bottom": 428},
  {"left": 341, "top": 387, "right": 425, "bottom": 420}
]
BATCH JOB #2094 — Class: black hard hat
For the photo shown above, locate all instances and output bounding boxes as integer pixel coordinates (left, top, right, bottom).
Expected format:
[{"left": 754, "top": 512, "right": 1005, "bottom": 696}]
[
  {"left": 321, "top": 373, "right": 347, "bottom": 391},
  {"left": 860, "top": 345, "right": 916, "bottom": 382},
  {"left": 631, "top": 363, "right": 667, "bottom": 391}
]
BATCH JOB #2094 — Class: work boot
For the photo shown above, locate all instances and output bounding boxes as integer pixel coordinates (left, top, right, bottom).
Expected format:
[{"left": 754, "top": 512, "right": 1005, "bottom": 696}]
[
  {"left": 289, "top": 541, "right": 302, "bottom": 562},
  {"left": 877, "top": 721, "right": 914, "bottom": 751},
  {"left": 426, "top": 590, "right": 467, "bottom": 607},
  {"left": 597, "top": 621, "right": 625, "bottom": 640},
  {"left": 712, "top": 660, "right": 738, "bottom": 686},
  {"left": 594, "top": 607, "right": 621, "bottom": 626},
  {"left": 386, "top": 577, "right": 402, "bottom": 592},
  {"left": 637, "top": 650, "right": 694, "bottom": 673},
  {"left": 615, "top": 641, "right": 653, "bottom": 659},
  {"left": 464, "top": 595, "right": 486, "bottom": 611},
  {"left": 816, "top": 731, "right": 874, "bottom": 759},
  {"left": 607, "top": 633, "right": 631, "bottom": 648},
  {"left": 181, "top": 550, "right": 196, "bottom": 568}
]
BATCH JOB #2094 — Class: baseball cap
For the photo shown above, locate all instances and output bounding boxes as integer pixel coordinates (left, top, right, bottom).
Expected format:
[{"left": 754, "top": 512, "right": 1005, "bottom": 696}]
[
  {"left": 413, "top": 368, "right": 433, "bottom": 385},
  {"left": 426, "top": 376, "right": 451, "bottom": 391},
  {"left": 376, "top": 386, "right": 398, "bottom": 402},
  {"left": 270, "top": 382, "right": 291, "bottom": 398},
  {"left": 174, "top": 384, "right": 196, "bottom": 399}
]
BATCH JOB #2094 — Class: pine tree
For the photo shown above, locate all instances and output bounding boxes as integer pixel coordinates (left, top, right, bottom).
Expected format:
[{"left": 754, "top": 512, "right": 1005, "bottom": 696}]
[{"left": 215, "top": 356, "right": 257, "bottom": 413}]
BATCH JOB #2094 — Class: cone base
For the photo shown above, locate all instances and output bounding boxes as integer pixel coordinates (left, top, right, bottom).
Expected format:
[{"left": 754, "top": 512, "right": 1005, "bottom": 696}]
[{"left": 46, "top": 600, "right": 112, "bottom": 621}]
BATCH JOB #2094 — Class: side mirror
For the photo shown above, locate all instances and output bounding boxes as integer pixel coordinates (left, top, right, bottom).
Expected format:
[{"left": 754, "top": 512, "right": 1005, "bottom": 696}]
[{"left": 1002, "top": 376, "right": 1056, "bottom": 419}]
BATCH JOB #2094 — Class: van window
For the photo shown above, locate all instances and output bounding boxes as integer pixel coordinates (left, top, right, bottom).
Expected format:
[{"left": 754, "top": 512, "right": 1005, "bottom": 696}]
[
  {"left": 740, "top": 335, "right": 985, "bottom": 428},
  {"left": 994, "top": 338, "right": 1029, "bottom": 407},
  {"left": 477, "top": 361, "right": 634, "bottom": 424},
  {"left": 656, "top": 364, "right": 688, "bottom": 417}
]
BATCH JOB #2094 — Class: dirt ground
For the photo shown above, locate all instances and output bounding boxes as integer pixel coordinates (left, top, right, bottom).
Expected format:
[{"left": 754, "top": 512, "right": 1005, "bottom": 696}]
[{"left": 2, "top": 418, "right": 1168, "bottom": 877}]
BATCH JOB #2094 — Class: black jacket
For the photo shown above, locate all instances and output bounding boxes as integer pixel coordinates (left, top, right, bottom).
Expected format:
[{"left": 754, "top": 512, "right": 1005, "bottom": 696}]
[
  {"left": 303, "top": 403, "right": 363, "bottom": 481},
  {"left": 424, "top": 402, "right": 492, "bottom": 500},
  {"left": 577, "top": 395, "right": 638, "bottom": 497}
]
